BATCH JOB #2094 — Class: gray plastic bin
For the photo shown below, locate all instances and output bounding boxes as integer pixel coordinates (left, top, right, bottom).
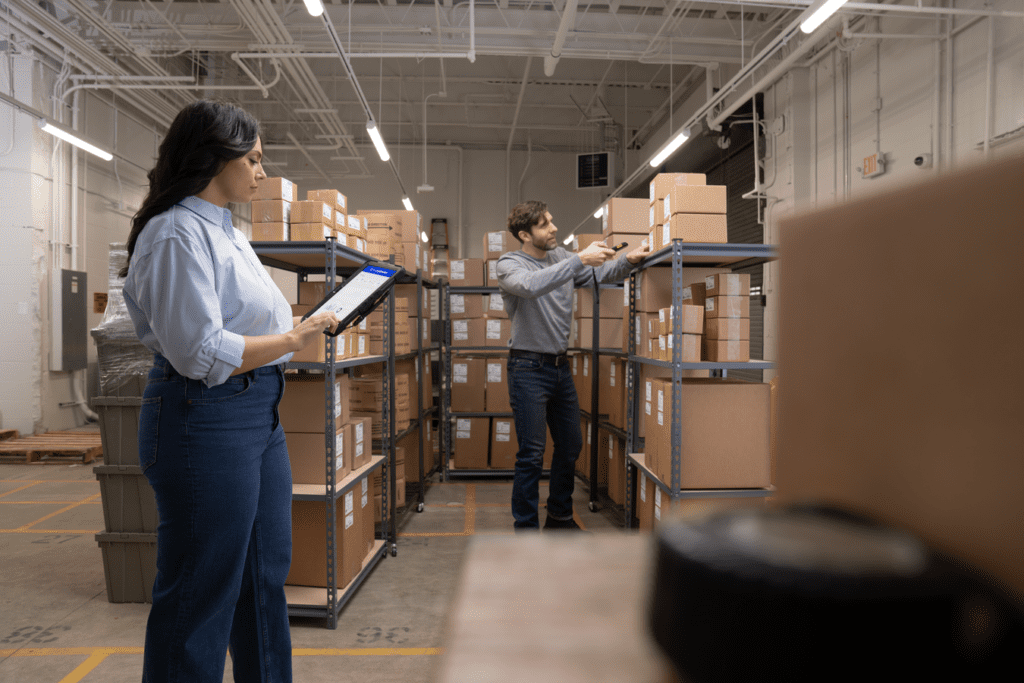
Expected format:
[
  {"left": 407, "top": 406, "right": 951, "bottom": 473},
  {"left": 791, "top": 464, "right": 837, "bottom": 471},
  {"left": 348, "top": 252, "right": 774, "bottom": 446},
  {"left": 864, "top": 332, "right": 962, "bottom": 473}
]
[
  {"left": 95, "top": 532, "right": 157, "bottom": 603},
  {"left": 93, "top": 396, "right": 142, "bottom": 466},
  {"left": 94, "top": 464, "right": 158, "bottom": 533}
]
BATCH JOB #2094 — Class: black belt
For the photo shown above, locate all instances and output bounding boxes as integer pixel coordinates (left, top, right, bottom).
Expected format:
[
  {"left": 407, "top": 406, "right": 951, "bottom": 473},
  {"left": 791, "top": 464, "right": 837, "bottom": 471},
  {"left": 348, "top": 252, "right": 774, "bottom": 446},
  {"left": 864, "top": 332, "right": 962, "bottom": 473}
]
[{"left": 509, "top": 349, "right": 569, "bottom": 366}]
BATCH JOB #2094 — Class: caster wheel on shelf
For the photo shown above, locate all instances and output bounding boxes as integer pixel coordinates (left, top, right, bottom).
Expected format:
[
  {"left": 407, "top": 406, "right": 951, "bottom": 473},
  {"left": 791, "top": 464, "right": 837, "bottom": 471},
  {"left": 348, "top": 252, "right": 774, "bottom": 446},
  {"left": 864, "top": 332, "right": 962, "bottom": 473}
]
[
  {"left": 391, "top": 544, "right": 398, "bottom": 557},
  {"left": 417, "top": 503, "right": 425, "bottom": 513},
  {"left": 588, "top": 501, "right": 597, "bottom": 513}
]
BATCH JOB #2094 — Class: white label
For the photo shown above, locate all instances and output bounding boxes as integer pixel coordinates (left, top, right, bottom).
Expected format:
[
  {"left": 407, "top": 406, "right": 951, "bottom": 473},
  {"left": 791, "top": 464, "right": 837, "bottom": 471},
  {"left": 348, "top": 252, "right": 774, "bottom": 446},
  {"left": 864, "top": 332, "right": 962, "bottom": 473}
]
[
  {"left": 457, "top": 431, "right": 471, "bottom": 439},
  {"left": 345, "top": 512, "right": 355, "bottom": 530},
  {"left": 682, "top": 286, "right": 692, "bottom": 301},
  {"left": 572, "top": 236, "right": 579, "bottom": 251},
  {"left": 334, "top": 382, "right": 342, "bottom": 418},
  {"left": 635, "top": 317, "right": 641, "bottom": 344},
  {"left": 655, "top": 488, "right": 662, "bottom": 508},
  {"left": 657, "top": 410, "right": 664, "bottom": 426},
  {"left": 451, "top": 294, "right": 465, "bottom": 313},
  {"left": 362, "top": 492, "right": 368, "bottom": 507},
  {"left": 345, "top": 491, "right": 354, "bottom": 514},
  {"left": 659, "top": 309, "right": 666, "bottom": 324},
  {"left": 624, "top": 285, "right": 630, "bottom": 306},
  {"left": 706, "top": 275, "right": 716, "bottom": 290},
  {"left": 610, "top": 374, "right": 616, "bottom": 388},
  {"left": 323, "top": 226, "right": 332, "bottom": 238},
  {"left": 487, "top": 364, "right": 502, "bottom": 383},
  {"left": 649, "top": 205, "right": 655, "bottom": 228},
  {"left": 282, "top": 179, "right": 294, "bottom": 202},
  {"left": 706, "top": 299, "right": 715, "bottom": 312},
  {"left": 348, "top": 215, "right": 359, "bottom": 232},
  {"left": 640, "top": 473, "right": 647, "bottom": 501},
  {"left": 453, "top": 363, "right": 468, "bottom": 383},
  {"left": 583, "top": 356, "right": 589, "bottom": 376},
  {"left": 358, "top": 335, "right": 367, "bottom": 354},
  {"left": 663, "top": 194, "right": 671, "bottom": 219},
  {"left": 489, "top": 295, "right": 504, "bottom": 312},
  {"left": 423, "top": 319, "right": 429, "bottom": 340},
  {"left": 489, "top": 260, "right": 498, "bottom": 280},
  {"left": 573, "top": 357, "right": 578, "bottom": 372},
  {"left": 362, "top": 478, "right": 369, "bottom": 495},
  {"left": 609, "top": 440, "right": 614, "bottom": 459},
  {"left": 646, "top": 380, "right": 653, "bottom": 402},
  {"left": 454, "top": 320, "right": 468, "bottom": 340},
  {"left": 335, "top": 431, "right": 344, "bottom": 459},
  {"left": 496, "top": 421, "right": 511, "bottom": 435},
  {"left": 358, "top": 318, "right": 368, "bottom": 331},
  {"left": 487, "top": 320, "right": 502, "bottom": 339},
  {"left": 451, "top": 260, "right": 465, "bottom": 279},
  {"left": 358, "top": 238, "right": 366, "bottom": 252},
  {"left": 654, "top": 505, "right": 661, "bottom": 522},
  {"left": 659, "top": 336, "right": 666, "bottom": 352},
  {"left": 602, "top": 212, "right": 609, "bottom": 232},
  {"left": 497, "top": 433, "right": 510, "bottom": 442},
  {"left": 649, "top": 181, "right": 656, "bottom": 203},
  {"left": 355, "top": 440, "right": 364, "bottom": 457},
  {"left": 645, "top": 400, "right": 652, "bottom": 416},
  {"left": 488, "top": 232, "right": 503, "bottom": 251},
  {"left": 334, "top": 209, "right": 342, "bottom": 226},
  {"left": 658, "top": 388, "right": 665, "bottom": 413},
  {"left": 457, "top": 418, "right": 471, "bottom": 430},
  {"left": 337, "top": 192, "right": 346, "bottom": 209},
  {"left": 663, "top": 223, "right": 670, "bottom": 245}
]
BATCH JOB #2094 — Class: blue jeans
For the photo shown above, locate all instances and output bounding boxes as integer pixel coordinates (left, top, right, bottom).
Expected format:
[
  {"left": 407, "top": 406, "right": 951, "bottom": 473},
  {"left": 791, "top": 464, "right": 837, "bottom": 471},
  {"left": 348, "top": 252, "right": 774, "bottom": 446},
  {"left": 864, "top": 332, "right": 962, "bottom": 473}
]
[
  {"left": 507, "top": 354, "right": 582, "bottom": 529},
  {"left": 139, "top": 355, "right": 292, "bottom": 683}
]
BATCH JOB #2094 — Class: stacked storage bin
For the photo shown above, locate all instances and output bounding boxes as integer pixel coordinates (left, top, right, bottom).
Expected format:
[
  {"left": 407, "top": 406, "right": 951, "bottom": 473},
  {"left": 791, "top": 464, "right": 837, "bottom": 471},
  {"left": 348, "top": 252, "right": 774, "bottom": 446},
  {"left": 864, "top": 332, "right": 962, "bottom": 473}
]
[{"left": 91, "top": 244, "right": 158, "bottom": 603}]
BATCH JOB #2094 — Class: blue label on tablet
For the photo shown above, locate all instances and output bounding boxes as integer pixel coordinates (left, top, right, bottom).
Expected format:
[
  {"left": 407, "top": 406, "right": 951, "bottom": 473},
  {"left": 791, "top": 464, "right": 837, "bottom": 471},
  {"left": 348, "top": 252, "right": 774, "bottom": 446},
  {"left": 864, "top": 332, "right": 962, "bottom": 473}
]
[{"left": 365, "top": 266, "right": 396, "bottom": 277}]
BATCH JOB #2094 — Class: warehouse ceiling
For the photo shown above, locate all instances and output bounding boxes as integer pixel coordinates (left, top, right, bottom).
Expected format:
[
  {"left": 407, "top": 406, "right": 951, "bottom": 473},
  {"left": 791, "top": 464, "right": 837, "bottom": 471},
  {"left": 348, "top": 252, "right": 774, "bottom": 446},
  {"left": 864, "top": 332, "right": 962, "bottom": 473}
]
[{"left": 4, "top": 0, "right": 983, "bottom": 188}]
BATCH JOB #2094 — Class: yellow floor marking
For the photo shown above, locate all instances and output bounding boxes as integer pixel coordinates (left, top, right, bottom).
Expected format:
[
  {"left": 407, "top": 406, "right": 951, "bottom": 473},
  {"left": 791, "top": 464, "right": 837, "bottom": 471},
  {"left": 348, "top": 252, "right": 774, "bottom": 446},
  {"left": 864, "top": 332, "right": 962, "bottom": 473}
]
[
  {"left": 15, "top": 494, "right": 101, "bottom": 532},
  {"left": 0, "top": 646, "right": 438, "bottom": 658},
  {"left": 293, "top": 648, "right": 441, "bottom": 656},
  {"left": 0, "top": 647, "right": 143, "bottom": 657},
  {"left": 0, "top": 529, "right": 101, "bottom": 534},
  {"left": 0, "top": 482, "right": 41, "bottom": 499},
  {"left": 0, "top": 480, "right": 99, "bottom": 484},
  {"left": 574, "top": 509, "right": 588, "bottom": 531},
  {"left": 0, "top": 501, "right": 102, "bottom": 505},
  {"left": 57, "top": 650, "right": 110, "bottom": 683}
]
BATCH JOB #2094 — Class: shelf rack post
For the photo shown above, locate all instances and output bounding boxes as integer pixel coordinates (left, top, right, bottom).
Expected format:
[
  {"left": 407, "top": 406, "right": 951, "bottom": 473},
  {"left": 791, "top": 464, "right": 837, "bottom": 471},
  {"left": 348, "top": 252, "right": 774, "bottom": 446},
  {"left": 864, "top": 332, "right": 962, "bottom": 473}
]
[
  {"left": 588, "top": 279, "right": 601, "bottom": 512},
  {"left": 440, "top": 280, "right": 452, "bottom": 481},
  {"left": 323, "top": 236, "right": 340, "bottom": 628},
  {"left": 624, "top": 270, "right": 639, "bottom": 530},
  {"left": 670, "top": 240, "right": 684, "bottom": 496}
]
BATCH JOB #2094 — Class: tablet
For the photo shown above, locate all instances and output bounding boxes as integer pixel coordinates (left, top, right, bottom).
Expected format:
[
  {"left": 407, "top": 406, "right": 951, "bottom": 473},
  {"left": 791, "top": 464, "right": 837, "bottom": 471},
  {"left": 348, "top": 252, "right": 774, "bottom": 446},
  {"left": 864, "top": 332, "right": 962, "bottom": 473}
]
[{"left": 301, "top": 262, "right": 402, "bottom": 336}]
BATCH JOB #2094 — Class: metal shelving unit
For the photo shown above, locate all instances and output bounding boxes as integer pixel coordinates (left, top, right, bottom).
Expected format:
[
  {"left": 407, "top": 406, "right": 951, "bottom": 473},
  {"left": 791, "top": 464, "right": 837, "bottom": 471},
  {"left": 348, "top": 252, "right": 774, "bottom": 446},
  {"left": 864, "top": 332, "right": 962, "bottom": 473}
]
[
  {"left": 251, "top": 238, "right": 433, "bottom": 627},
  {"left": 438, "top": 282, "right": 550, "bottom": 480},
  {"left": 622, "top": 240, "right": 779, "bottom": 529}
]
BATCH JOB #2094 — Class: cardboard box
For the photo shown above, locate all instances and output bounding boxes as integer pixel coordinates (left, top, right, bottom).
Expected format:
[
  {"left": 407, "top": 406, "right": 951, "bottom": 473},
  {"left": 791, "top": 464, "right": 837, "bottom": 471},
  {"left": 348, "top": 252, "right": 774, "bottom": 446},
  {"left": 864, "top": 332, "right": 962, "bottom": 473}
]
[
  {"left": 576, "top": 418, "right": 608, "bottom": 487},
  {"left": 360, "top": 212, "right": 401, "bottom": 232},
  {"left": 451, "top": 357, "right": 486, "bottom": 412},
  {"left": 350, "top": 416, "right": 372, "bottom": 470},
  {"left": 346, "top": 235, "right": 367, "bottom": 253},
  {"left": 657, "top": 305, "right": 704, "bottom": 336},
  {"left": 604, "top": 232, "right": 648, "bottom": 253},
  {"left": 291, "top": 200, "right": 334, "bottom": 225},
  {"left": 451, "top": 318, "right": 485, "bottom": 347},
  {"left": 252, "top": 200, "right": 292, "bottom": 224},
  {"left": 575, "top": 288, "right": 623, "bottom": 319},
  {"left": 636, "top": 470, "right": 657, "bottom": 531},
  {"left": 251, "top": 222, "right": 289, "bottom": 241},
  {"left": 452, "top": 417, "right": 489, "bottom": 469},
  {"left": 485, "top": 293, "right": 508, "bottom": 319},
  {"left": 255, "top": 177, "right": 296, "bottom": 202},
  {"left": 291, "top": 223, "right": 334, "bottom": 241},
  {"left": 575, "top": 317, "right": 622, "bottom": 349},
  {"left": 703, "top": 338, "right": 750, "bottom": 362},
  {"left": 483, "top": 231, "right": 518, "bottom": 259},
  {"left": 359, "top": 475, "right": 375, "bottom": 555},
  {"left": 635, "top": 267, "right": 728, "bottom": 313},
  {"left": 284, "top": 428, "right": 349, "bottom": 486},
  {"left": 484, "top": 318, "right": 511, "bottom": 347},
  {"left": 485, "top": 360, "right": 511, "bottom": 413},
  {"left": 661, "top": 185, "right": 727, "bottom": 219},
  {"left": 681, "top": 283, "right": 707, "bottom": 307},
  {"left": 604, "top": 357, "right": 627, "bottom": 428},
  {"left": 449, "top": 259, "right": 484, "bottom": 287},
  {"left": 705, "top": 273, "right": 750, "bottom": 298},
  {"left": 490, "top": 418, "right": 517, "bottom": 469},
  {"left": 602, "top": 198, "right": 650, "bottom": 236},
  {"left": 345, "top": 215, "right": 367, "bottom": 238},
  {"left": 661, "top": 213, "right": 728, "bottom": 246},
  {"left": 706, "top": 317, "right": 750, "bottom": 341},
  {"left": 298, "top": 282, "right": 326, "bottom": 306},
  {"left": 644, "top": 489, "right": 764, "bottom": 530},
  {"left": 358, "top": 209, "right": 420, "bottom": 244},
  {"left": 288, "top": 499, "right": 354, "bottom": 588},
  {"left": 649, "top": 173, "right": 706, "bottom": 204},
  {"left": 306, "top": 189, "right": 346, "bottom": 212},
  {"left": 280, "top": 374, "right": 349, "bottom": 432},
  {"left": 574, "top": 234, "right": 607, "bottom": 251},
  {"left": 659, "top": 333, "right": 701, "bottom": 362},
  {"left": 705, "top": 295, "right": 750, "bottom": 319},
  {"left": 602, "top": 430, "right": 625, "bottom": 506},
  {"left": 486, "top": 259, "right": 501, "bottom": 287},
  {"left": 631, "top": 312, "right": 660, "bottom": 357},
  {"left": 402, "top": 243, "right": 421, "bottom": 273},
  {"left": 450, "top": 293, "right": 483, "bottom": 319}
]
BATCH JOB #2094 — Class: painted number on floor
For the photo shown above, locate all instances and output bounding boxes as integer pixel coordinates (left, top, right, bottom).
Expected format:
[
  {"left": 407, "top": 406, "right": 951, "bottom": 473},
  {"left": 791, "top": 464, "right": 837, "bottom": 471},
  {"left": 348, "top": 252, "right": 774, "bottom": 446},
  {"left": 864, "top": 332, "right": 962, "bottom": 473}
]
[
  {"left": 0, "top": 625, "right": 71, "bottom": 645},
  {"left": 357, "top": 626, "right": 410, "bottom": 645}
]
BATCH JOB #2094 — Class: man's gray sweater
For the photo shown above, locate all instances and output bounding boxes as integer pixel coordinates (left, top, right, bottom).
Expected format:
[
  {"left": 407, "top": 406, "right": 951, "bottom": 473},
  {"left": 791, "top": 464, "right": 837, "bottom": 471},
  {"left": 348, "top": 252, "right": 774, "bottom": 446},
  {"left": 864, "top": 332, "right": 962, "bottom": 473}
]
[{"left": 496, "top": 247, "right": 636, "bottom": 355}]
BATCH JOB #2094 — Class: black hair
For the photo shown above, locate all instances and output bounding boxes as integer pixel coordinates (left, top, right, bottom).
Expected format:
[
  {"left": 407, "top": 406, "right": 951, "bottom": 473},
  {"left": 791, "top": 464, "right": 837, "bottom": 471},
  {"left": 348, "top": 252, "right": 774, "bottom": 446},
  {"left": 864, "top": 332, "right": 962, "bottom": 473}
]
[
  {"left": 507, "top": 200, "right": 549, "bottom": 243},
  {"left": 119, "top": 100, "right": 260, "bottom": 277}
]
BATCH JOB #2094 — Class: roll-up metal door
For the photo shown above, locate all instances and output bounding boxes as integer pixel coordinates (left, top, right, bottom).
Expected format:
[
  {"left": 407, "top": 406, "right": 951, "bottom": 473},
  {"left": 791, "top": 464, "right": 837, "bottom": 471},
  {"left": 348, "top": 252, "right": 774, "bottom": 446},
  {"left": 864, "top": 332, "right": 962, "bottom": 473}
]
[{"left": 703, "top": 140, "right": 763, "bottom": 383}]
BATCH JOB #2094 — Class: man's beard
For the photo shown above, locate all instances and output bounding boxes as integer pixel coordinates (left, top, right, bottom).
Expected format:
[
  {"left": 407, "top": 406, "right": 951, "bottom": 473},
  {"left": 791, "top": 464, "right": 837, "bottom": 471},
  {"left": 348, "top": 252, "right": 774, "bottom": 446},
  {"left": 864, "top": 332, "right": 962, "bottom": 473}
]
[{"left": 532, "top": 233, "right": 556, "bottom": 251}]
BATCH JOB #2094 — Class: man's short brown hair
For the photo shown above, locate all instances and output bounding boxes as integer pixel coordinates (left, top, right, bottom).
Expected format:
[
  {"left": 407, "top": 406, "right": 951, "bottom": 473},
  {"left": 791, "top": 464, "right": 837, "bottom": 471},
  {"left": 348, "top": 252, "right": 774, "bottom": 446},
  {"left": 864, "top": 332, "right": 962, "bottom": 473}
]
[{"left": 507, "top": 200, "right": 548, "bottom": 243}]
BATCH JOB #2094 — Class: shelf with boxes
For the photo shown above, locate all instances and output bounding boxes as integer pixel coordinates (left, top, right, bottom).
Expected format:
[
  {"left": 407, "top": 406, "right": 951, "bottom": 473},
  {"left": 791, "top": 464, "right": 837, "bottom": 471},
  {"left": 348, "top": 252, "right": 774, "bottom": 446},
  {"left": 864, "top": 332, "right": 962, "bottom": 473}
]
[
  {"left": 251, "top": 232, "right": 435, "bottom": 628},
  {"left": 623, "top": 238, "right": 779, "bottom": 532}
]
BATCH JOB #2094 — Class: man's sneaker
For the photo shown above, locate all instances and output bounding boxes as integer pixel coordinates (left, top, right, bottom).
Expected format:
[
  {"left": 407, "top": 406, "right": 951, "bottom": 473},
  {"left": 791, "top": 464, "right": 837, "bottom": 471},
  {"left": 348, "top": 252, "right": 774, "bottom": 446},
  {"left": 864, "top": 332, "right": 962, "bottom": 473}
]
[{"left": 543, "top": 516, "right": 583, "bottom": 531}]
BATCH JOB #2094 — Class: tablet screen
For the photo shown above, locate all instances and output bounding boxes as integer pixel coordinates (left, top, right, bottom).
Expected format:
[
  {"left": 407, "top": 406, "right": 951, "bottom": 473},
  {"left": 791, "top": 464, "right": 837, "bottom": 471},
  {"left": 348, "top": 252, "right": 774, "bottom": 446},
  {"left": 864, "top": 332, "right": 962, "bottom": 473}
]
[{"left": 316, "top": 264, "right": 399, "bottom": 322}]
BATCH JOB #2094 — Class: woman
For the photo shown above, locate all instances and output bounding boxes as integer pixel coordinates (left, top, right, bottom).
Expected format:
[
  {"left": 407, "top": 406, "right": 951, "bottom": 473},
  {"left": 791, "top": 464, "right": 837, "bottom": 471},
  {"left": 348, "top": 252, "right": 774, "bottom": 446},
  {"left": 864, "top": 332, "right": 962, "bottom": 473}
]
[{"left": 122, "top": 100, "right": 337, "bottom": 683}]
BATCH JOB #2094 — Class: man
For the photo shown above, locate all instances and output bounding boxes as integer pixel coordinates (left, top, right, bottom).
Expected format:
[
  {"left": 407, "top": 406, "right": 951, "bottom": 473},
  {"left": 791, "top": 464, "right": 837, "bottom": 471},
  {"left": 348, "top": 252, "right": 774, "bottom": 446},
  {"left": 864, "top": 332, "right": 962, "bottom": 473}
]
[{"left": 497, "top": 200, "right": 650, "bottom": 530}]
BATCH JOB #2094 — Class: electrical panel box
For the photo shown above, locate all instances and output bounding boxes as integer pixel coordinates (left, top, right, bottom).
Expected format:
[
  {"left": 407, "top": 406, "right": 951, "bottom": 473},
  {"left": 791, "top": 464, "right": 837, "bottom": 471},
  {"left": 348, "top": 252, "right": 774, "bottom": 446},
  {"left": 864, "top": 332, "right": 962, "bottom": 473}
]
[{"left": 62, "top": 269, "right": 88, "bottom": 371}]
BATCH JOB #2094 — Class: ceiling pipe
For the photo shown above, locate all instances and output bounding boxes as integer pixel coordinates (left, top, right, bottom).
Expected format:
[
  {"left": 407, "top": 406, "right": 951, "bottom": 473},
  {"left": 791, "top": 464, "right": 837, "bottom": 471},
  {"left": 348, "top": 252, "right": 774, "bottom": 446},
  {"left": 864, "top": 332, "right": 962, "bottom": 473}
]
[
  {"left": 286, "top": 131, "right": 333, "bottom": 183},
  {"left": 544, "top": 0, "right": 579, "bottom": 77},
  {"left": 506, "top": 57, "right": 534, "bottom": 212}
]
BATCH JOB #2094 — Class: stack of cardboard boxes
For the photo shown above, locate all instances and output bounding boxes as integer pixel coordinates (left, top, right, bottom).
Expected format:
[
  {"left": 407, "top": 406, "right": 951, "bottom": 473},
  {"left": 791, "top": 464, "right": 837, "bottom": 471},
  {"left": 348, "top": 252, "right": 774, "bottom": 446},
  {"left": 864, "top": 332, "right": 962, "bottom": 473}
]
[
  {"left": 357, "top": 209, "right": 429, "bottom": 274},
  {"left": 290, "top": 282, "right": 372, "bottom": 362},
  {"left": 482, "top": 232, "right": 519, "bottom": 287},
  {"left": 278, "top": 375, "right": 377, "bottom": 589},
  {"left": 251, "top": 179, "right": 370, "bottom": 254},
  {"left": 600, "top": 198, "right": 650, "bottom": 252},
  {"left": 647, "top": 173, "right": 728, "bottom": 248},
  {"left": 251, "top": 178, "right": 296, "bottom": 241},
  {"left": 703, "top": 273, "right": 751, "bottom": 362},
  {"left": 572, "top": 287, "right": 623, "bottom": 350}
]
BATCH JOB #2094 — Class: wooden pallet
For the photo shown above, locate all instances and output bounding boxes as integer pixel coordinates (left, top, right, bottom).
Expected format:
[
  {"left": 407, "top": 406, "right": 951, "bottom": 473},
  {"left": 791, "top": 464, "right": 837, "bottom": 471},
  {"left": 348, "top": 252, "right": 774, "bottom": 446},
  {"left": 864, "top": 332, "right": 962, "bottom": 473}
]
[{"left": 0, "top": 430, "right": 103, "bottom": 464}]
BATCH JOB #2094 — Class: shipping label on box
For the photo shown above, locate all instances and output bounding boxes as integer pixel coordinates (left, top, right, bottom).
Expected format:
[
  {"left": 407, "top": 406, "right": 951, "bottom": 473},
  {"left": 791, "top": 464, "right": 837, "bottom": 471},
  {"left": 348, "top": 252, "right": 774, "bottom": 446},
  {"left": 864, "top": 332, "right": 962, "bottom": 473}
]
[
  {"left": 485, "top": 318, "right": 510, "bottom": 347},
  {"left": 292, "top": 200, "right": 334, "bottom": 224},
  {"left": 705, "top": 295, "right": 750, "bottom": 319},
  {"left": 681, "top": 283, "right": 707, "bottom": 306},
  {"left": 662, "top": 185, "right": 725, "bottom": 217},
  {"left": 705, "top": 273, "right": 751, "bottom": 297},
  {"left": 484, "top": 231, "right": 518, "bottom": 257},
  {"left": 487, "top": 293, "right": 508, "bottom": 318},
  {"left": 663, "top": 213, "right": 728, "bottom": 245},
  {"left": 255, "top": 177, "right": 295, "bottom": 202},
  {"left": 650, "top": 173, "right": 707, "bottom": 203},
  {"left": 486, "top": 260, "right": 500, "bottom": 287}
]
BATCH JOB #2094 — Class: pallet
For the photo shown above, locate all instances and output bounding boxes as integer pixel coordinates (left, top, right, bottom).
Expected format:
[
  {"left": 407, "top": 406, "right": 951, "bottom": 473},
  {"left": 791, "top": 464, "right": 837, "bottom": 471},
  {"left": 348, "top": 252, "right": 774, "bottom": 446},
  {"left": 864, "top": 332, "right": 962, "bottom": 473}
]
[{"left": 0, "top": 430, "right": 103, "bottom": 464}]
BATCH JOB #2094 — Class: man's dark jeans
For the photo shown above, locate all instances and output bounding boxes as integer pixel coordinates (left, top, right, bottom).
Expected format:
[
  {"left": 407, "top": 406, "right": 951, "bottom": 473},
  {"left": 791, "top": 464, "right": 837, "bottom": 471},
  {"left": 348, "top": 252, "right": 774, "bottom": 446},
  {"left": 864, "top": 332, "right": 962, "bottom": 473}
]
[{"left": 507, "top": 352, "right": 582, "bottom": 529}]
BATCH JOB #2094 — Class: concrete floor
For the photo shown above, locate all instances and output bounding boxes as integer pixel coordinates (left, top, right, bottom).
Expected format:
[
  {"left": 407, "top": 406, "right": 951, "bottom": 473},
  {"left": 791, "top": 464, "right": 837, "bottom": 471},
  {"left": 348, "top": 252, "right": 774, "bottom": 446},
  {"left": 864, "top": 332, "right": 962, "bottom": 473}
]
[{"left": 0, "top": 444, "right": 625, "bottom": 682}]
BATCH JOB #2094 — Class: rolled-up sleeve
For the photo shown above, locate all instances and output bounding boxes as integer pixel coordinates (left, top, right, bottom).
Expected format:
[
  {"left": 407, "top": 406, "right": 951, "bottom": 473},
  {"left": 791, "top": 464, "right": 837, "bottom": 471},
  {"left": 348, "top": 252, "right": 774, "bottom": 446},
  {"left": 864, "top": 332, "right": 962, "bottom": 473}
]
[{"left": 132, "top": 236, "right": 244, "bottom": 386}]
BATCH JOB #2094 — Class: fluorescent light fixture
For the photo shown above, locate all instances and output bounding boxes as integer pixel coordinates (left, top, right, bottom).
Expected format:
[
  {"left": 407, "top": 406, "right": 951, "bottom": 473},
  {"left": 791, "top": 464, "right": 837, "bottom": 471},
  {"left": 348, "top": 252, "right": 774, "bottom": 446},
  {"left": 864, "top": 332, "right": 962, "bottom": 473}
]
[
  {"left": 563, "top": 235, "right": 574, "bottom": 245},
  {"left": 420, "top": 230, "right": 429, "bottom": 243},
  {"left": 402, "top": 196, "right": 414, "bottom": 211},
  {"left": 594, "top": 206, "right": 605, "bottom": 219},
  {"left": 649, "top": 128, "right": 690, "bottom": 168},
  {"left": 302, "top": 0, "right": 325, "bottom": 17},
  {"left": 800, "top": 0, "right": 848, "bottom": 34},
  {"left": 37, "top": 119, "right": 113, "bottom": 161},
  {"left": 366, "top": 120, "right": 390, "bottom": 161}
]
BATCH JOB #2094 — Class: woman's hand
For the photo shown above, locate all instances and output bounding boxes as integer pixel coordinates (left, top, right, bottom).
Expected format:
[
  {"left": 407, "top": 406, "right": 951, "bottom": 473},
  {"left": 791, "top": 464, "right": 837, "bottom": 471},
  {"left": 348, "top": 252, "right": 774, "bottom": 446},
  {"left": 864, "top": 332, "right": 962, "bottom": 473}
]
[{"left": 289, "top": 310, "right": 340, "bottom": 351}]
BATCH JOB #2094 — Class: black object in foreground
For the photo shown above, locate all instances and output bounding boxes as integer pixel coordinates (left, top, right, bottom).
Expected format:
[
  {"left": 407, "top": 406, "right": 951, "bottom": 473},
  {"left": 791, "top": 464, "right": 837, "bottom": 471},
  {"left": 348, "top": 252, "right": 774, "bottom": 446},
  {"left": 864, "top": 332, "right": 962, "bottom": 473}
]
[{"left": 649, "top": 506, "right": 1024, "bottom": 682}]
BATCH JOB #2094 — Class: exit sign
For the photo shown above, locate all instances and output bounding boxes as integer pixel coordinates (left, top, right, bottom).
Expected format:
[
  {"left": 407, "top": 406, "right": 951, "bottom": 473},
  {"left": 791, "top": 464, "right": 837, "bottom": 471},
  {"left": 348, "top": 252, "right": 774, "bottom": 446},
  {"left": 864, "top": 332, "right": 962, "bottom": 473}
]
[{"left": 862, "top": 153, "right": 885, "bottom": 179}]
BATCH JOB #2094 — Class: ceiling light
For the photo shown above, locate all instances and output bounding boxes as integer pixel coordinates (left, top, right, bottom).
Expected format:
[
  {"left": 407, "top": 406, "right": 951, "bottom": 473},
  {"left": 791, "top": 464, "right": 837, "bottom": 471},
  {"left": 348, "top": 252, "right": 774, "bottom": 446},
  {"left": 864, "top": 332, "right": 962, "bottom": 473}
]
[
  {"left": 594, "top": 206, "right": 605, "bottom": 219},
  {"left": 37, "top": 120, "right": 113, "bottom": 161},
  {"left": 302, "top": 0, "right": 325, "bottom": 17},
  {"left": 649, "top": 128, "right": 690, "bottom": 168},
  {"left": 402, "top": 196, "right": 414, "bottom": 211},
  {"left": 366, "top": 120, "right": 390, "bottom": 161},
  {"left": 563, "top": 235, "right": 575, "bottom": 245},
  {"left": 800, "top": 0, "right": 848, "bottom": 34},
  {"left": 420, "top": 230, "right": 429, "bottom": 243}
]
